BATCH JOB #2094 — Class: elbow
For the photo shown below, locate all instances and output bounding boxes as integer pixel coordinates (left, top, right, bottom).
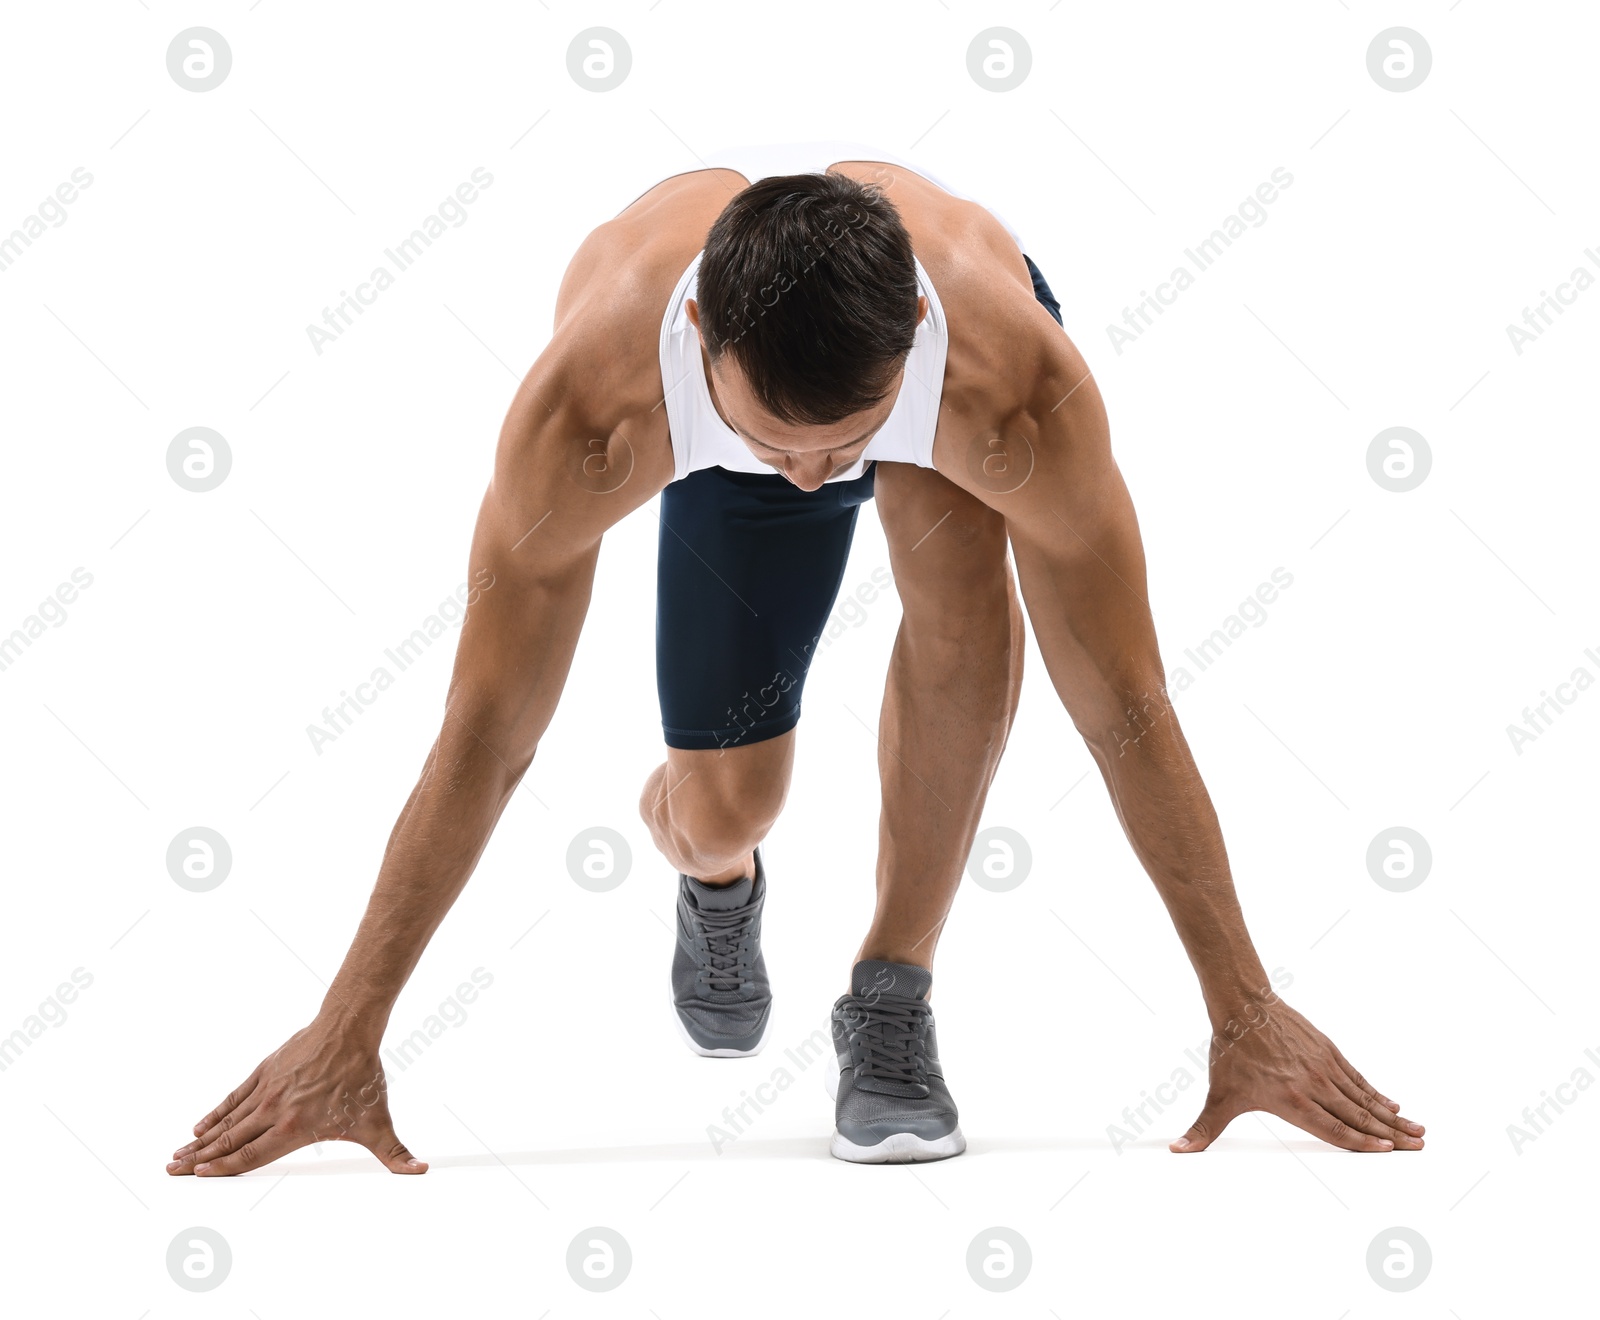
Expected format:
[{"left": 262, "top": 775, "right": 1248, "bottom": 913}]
[{"left": 434, "top": 707, "right": 538, "bottom": 801}]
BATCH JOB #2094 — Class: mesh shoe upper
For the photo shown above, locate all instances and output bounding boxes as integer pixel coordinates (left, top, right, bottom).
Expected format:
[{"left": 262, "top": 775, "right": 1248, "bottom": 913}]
[
  {"left": 671, "top": 847, "right": 771, "bottom": 1052},
  {"left": 831, "top": 959, "right": 959, "bottom": 1145}
]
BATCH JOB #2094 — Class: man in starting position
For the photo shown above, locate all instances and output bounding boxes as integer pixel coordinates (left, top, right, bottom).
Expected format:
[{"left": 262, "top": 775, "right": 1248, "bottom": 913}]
[{"left": 167, "top": 141, "right": 1423, "bottom": 1173}]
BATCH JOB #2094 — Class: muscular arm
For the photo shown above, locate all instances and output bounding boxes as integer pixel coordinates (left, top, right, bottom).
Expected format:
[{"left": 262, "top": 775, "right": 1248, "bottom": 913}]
[
  {"left": 961, "top": 332, "right": 1424, "bottom": 1154},
  {"left": 1001, "top": 378, "right": 1266, "bottom": 1018},
  {"left": 169, "top": 340, "right": 667, "bottom": 1177},
  {"left": 314, "top": 408, "right": 609, "bottom": 1018}
]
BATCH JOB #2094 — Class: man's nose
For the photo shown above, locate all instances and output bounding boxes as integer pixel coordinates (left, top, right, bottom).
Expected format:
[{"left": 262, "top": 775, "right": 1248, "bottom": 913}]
[{"left": 784, "top": 459, "right": 833, "bottom": 491}]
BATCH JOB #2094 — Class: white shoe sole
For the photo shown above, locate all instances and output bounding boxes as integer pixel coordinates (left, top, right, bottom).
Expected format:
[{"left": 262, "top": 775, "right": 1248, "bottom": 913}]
[
  {"left": 830, "top": 1127, "right": 967, "bottom": 1164},
  {"left": 670, "top": 991, "right": 773, "bottom": 1058}
]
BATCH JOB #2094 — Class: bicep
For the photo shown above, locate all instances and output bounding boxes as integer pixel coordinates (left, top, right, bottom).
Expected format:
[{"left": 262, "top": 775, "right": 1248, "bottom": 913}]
[
  {"left": 999, "top": 373, "right": 1168, "bottom": 742},
  {"left": 440, "top": 363, "right": 654, "bottom": 772},
  {"left": 444, "top": 489, "right": 600, "bottom": 771}
]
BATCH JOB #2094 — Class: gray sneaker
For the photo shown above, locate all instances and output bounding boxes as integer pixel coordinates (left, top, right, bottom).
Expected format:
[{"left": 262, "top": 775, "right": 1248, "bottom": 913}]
[
  {"left": 829, "top": 959, "right": 965, "bottom": 1163},
  {"left": 670, "top": 846, "right": 772, "bottom": 1057}
]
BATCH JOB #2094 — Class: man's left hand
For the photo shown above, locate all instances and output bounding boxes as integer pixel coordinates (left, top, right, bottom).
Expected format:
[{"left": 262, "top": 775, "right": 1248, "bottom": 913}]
[{"left": 1170, "top": 999, "right": 1425, "bottom": 1153}]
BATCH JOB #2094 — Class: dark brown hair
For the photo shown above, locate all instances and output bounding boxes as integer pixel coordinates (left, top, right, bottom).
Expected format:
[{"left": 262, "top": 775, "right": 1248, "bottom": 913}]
[{"left": 696, "top": 171, "right": 919, "bottom": 426}]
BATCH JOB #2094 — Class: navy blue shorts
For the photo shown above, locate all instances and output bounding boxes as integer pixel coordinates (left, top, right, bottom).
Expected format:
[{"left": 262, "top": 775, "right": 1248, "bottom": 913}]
[{"left": 655, "top": 253, "right": 1063, "bottom": 751}]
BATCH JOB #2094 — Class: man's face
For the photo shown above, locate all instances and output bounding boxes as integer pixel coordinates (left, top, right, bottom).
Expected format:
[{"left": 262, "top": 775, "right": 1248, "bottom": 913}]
[{"left": 685, "top": 296, "right": 925, "bottom": 491}]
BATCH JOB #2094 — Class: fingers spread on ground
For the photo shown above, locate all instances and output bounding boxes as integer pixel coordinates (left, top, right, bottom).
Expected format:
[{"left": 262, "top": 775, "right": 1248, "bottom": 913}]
[
  {"left": 192, "top": 1069, "right": 262, "bottom": 1138},
  {"left": 193, "top": 1127, "right": 297, "bottom": 1177},
  {"left": 1290, "top": 1097, "right": 1392, "bottom": 1152},
  {"left": 173, "top": 1113, "right": 275, "bottom": 1173},
  {"left": 1330, "top": 1071, "right": 1424, "bottom": 1144},
  {"left": 1322, "top": 1088, "right": 1416, "bottom": 1149},
  {"left": 1329, "top": 1044, "right": 1398, "bottom": 1111},
  {"left": 182, "top": 1097, "right": 264, "bottom": 1159}
]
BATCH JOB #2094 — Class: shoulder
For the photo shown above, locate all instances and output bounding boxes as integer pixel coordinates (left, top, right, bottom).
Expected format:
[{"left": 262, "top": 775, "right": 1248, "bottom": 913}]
[
  {"left": 519, "top": 172, "right": 742, "bottom": 441},
  {"left": 539, "top": 171, "right": 737, "bottom": 425},
  {"left": 913, "top": 221, "right": 1105, "bottom": 488},
  {"left": 489, "top": 183, "right": 737, "bottom": 530},
  {"left": 851, "top": 167, "right": 1069, "bottom": 418}
]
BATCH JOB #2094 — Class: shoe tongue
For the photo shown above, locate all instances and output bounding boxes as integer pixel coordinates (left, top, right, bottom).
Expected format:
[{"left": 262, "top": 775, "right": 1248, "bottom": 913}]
[
  {"left": 851, "top": 958, "right": 931, "bottom": 1000},
  {"left": 690, "top": 873, "right": 753, "bottom": 911}
]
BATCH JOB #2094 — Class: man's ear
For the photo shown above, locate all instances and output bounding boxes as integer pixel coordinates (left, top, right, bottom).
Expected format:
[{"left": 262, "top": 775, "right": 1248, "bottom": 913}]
[
  {"left": 915, "top": 295, "right": 928, "bottom": 328},
  {"left": 685, "top": 297, "right": 701, "bottom": 332}
]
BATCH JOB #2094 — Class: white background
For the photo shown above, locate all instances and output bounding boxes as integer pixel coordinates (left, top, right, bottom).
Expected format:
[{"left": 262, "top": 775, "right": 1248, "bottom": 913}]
[{"left": 1, "top": 1, "right": 1595, "bottom": 1315}]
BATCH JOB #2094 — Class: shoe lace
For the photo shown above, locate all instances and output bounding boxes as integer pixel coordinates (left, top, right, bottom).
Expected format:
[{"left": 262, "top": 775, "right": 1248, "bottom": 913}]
[
  {"left": 693, "top": 904, "right": 757, "bottom": 993},
  {"left": 838, "top": 994, "right": 931, "bottom": 1087}
]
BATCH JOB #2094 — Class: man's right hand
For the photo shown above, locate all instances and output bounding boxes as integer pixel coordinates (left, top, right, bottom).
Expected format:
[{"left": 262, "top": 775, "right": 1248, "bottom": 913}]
[{"left": 166, "top": 1020, "right": 426, "bottom": 1177}]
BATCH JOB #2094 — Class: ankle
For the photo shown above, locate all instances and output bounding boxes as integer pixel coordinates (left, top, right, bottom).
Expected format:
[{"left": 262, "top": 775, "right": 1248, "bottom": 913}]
[
  {"left": 853, "top": 946, "right": 933, "bottom": 974},
  {"left": 695, "top": 848, "right": 756, "bottom": 887}
]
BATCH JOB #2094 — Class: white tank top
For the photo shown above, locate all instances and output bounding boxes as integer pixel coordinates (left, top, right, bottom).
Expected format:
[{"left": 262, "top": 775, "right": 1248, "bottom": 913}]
[{"left": 653, "top": 140, "right": 1025, "bottom": 484}]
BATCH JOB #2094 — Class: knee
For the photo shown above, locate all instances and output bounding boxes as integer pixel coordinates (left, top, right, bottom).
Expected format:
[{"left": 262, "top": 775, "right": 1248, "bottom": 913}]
[
  {"left": 674, "top": 806, "right": 770, "bottom": 876},
  {"left": 658, "top": 788, "right": 781, "bottom": 880},
  {"left": 640, "top": 748, "right": 788, "bottom": 876}
]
